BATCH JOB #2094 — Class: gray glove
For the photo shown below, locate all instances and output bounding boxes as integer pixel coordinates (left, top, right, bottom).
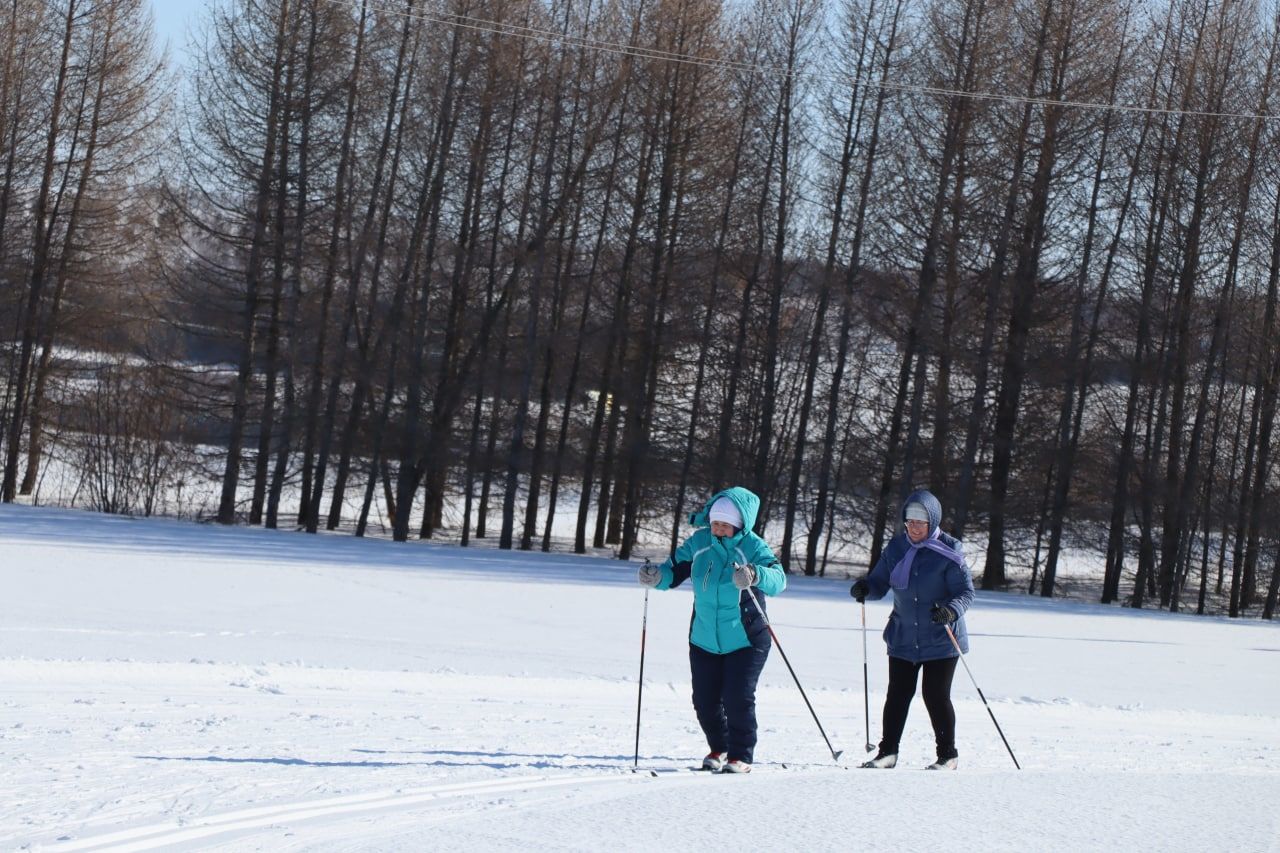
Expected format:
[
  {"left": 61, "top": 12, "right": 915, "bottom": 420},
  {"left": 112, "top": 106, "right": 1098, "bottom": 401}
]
[
  {"left": 638, "top": 562, "right": 661, "bottom": 588},
  {"left": 732, "top": 563, "right": 756, "bottom": 590}
]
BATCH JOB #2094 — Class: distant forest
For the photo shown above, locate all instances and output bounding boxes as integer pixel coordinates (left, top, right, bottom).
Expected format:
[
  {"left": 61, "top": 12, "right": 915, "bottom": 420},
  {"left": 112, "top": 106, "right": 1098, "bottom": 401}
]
[{"left": 3, "top": 0, "right": 1280, "bottom": 618}]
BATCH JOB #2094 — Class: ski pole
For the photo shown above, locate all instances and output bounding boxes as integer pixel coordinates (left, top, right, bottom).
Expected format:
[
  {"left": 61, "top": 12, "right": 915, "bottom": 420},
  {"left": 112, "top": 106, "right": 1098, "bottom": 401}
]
[
  {"left": 633, "top": 581, "right": 650, "bottom": 772},
  {"left": 861, "top": 601, "right": 873, "bottom": 753},
  {"left": 742, "top": 582, "right": 843, "bottom": 763},
  {"left": 944, "top": 623, "right": 1020, "bottom": 770}
]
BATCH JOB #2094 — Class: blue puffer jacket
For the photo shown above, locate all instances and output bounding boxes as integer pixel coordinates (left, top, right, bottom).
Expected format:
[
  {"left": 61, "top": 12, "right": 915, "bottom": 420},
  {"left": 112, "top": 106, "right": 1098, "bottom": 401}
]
[
  {"left": 861, "top": 490, "right": 975, "bottom": 663},
  {"left": 655, "top": 487, "right": 786, "bottom": 654}
]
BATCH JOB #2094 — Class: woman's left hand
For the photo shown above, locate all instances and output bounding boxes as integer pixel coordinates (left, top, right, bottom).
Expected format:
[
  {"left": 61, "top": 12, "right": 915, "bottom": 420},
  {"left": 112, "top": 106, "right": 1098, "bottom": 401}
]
[
  {"left": 732, "top": 563, "right": 756, "bottom": 590},
  {"left": 930, "top": 603, "right": 955, "bottom": 625}
]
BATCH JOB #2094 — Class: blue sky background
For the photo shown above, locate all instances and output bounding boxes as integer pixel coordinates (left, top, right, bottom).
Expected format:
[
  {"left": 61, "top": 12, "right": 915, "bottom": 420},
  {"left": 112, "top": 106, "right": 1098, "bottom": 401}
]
[{"left": 147, "top": 0, "right": 204, "bottom": 64}]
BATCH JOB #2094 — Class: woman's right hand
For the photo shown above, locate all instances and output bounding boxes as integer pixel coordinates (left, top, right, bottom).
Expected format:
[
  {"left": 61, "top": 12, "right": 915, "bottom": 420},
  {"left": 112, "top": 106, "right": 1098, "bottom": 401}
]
[{"left": 638, "top": 563, "right": 662, "bottom": 588}]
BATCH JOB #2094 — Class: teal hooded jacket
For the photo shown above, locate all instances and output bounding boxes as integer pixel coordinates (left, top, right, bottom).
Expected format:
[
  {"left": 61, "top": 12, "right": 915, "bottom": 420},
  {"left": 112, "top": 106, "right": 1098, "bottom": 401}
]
[{"left": 654, "top": 487, "right": 786, "bottom": 654}]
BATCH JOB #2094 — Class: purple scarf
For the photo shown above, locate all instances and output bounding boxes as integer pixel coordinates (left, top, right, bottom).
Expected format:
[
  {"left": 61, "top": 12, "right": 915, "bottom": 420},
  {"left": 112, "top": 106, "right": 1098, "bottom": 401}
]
[{"left": 889, "top": 528, "right": 964, "bottom": 589}]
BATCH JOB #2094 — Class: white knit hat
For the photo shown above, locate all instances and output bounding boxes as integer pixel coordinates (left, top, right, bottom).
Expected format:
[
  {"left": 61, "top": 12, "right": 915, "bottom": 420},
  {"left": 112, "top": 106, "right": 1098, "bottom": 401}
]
[
  {"left": 904, "top": 502, "right": 929, "bottom": 523},
  {"left": 708, "top": 496, "right": 743, "bottom": 529}
]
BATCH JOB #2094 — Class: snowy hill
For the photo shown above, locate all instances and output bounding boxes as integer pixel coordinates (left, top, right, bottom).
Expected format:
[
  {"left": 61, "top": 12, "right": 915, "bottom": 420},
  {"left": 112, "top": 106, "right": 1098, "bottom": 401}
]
[{"left": 3, "top": 504, "right": 1278, "bottom": 851}]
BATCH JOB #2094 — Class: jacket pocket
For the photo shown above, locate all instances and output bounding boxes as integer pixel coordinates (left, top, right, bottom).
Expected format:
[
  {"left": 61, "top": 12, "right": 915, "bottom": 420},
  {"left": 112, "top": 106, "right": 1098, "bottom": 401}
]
[{"left": 882, "top": 613, "right": 899, "bottom": 647}]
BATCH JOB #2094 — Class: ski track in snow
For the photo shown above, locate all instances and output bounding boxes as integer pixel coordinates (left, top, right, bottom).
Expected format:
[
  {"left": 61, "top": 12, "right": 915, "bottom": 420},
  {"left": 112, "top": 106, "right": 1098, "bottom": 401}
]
[
  {"left": 42, "top": 773, "right": 637, "bottom": 852},
  {"left": 2, "top": 503, "right": 1280, "bottom": 851}
]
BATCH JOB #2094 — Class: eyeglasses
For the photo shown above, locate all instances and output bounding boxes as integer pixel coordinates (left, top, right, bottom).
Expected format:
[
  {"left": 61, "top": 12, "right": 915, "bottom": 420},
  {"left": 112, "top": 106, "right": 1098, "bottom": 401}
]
[{"left": 904, "top": 520, "right": 929, "bottom": 527}]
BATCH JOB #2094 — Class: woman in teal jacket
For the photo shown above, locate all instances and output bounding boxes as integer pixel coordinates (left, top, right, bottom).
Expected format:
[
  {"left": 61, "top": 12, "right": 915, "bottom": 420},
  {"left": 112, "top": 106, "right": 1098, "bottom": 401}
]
[{"left": 638, "top": 486, "right": 785, "bottom": 773}]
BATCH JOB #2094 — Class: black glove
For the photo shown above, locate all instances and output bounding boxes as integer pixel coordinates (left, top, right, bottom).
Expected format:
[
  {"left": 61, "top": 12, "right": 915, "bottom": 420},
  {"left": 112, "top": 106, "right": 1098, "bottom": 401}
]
[
  {"left": 850, "top": 579, "right": 869, "bottom": 602},
  {"left": 930, "top": 603, "right": 955, "bottom": 625}
]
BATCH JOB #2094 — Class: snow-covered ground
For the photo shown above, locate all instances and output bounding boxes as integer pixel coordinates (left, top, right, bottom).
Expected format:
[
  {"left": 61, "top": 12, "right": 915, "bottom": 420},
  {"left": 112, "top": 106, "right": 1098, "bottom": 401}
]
[{"left": 3, "top": 504, "right": 1278, "bottom": 852}]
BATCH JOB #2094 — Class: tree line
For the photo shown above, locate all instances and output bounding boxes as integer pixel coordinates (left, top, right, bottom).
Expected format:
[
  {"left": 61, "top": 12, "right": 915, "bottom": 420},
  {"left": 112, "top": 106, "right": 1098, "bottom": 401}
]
[{"left": 3, "top": 0, "right": 1280, "bottom": 620}]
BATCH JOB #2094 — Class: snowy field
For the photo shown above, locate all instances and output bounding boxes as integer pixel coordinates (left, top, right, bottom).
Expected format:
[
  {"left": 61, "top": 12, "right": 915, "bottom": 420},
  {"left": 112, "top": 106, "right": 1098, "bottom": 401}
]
[{"left": 3, "top": 504, "right": 1279, "bottom": 852}]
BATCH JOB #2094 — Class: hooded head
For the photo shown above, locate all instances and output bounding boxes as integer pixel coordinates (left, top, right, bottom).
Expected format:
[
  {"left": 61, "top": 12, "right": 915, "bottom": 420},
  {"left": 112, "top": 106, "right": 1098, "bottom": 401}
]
[
  {"left": 690, "top": 486, "right": 760, "bottom": 538},
  {"left": 708, "top": 496, "right": 744, "bottom": 530},
  {"left": 901, "top": 489, "right": 943, "bottom": 538}
]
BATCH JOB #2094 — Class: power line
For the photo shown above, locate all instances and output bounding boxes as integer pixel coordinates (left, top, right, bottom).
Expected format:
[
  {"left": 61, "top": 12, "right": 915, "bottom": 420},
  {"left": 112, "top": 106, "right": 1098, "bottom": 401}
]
[{"left": 316, "top": 0, "right": 1279, "bottom": 123}]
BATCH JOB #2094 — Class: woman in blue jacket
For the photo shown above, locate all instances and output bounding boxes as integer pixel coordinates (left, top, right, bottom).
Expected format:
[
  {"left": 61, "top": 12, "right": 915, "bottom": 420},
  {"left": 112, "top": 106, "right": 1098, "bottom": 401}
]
[
  {"left": 850, "top": 489, "right": 975, "bottom": 770},
  {"left": 638, "top": 486, "right": 785, "bottom": 774}
]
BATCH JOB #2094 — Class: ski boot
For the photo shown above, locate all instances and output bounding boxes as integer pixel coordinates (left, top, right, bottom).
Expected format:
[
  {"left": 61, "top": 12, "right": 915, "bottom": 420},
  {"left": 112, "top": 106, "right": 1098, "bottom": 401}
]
[{"left": 860, "top": 752, "right": 898, "bottom": 769}]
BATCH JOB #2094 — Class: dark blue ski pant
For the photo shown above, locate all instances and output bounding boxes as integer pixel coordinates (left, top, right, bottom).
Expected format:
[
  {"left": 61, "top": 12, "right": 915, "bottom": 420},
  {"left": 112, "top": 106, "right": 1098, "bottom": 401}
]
[{"left": 689, "top": 636, "right": 770, "bottom": 764}]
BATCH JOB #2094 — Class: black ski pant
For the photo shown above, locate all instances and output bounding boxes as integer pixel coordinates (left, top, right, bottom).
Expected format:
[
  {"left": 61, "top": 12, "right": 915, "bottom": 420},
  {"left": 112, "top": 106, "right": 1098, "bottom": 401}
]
[
  {"left": 878, "top": 654, "right": 959, "bottom": 761},
  {"left": 689, "top": 638, "right": 769, "bottom": 764}
]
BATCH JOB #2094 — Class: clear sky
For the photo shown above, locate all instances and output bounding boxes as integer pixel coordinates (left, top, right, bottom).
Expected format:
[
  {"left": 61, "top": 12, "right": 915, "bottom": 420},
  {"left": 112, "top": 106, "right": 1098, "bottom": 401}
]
[{"left": 147, "top": 0, "right": 205, "bottom": 65}]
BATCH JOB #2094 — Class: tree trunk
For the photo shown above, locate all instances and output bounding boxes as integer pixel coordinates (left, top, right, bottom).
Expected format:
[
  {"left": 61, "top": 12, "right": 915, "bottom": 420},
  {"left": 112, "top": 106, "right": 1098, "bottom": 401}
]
[
  {"left": 950, "top": 0, "right": 1047, "bottom": 540},
  {"left": 294, "top": 0, "right": 367, "bottom": 528},
  {"left": 1041, "top": 7, "right": 1133, "bottom": 595},
  {"left": 214, "top": 0, "right": 293, "bottom": 524},
  {"left": 267, "top": 2, "right": 320, "bottom": 529},
  {"left": 250, "top": 14, "right": 299, "bottom": 525},
  {"left": 3, "top": 0, "right": 77, "bottom": 503},
  {"left": 310, "top": 2, "right": 418, "bottom": 532},
  {"left": 394, "top": 25, "right": 474, "bottom": 542},
  {"left": 782, "top": 0, "right": 895, "bottom": 570},
  {"left": 753, "top": 0, "right": 809, "bottom": 527},
  {"left": 871, "top": 0, "right": 991, "bottom": 563},
  {"left": 21, "top": 0, "right": 121, "bottom": 498},
  {"left": 1104, "top": 5, "right": 1194, "bottom": 604},
  {"left": 807, "top": 0, "right": 902, "bottom": 572},
  {"left": 498, "top": 59, "right": 561, "bottom": 550},
  {"left": 984, "top": 45, "right": 1068, "bottom": 590},
  {"left": 1159, "top": 2, "right": 1242, "bottom": 606}
]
